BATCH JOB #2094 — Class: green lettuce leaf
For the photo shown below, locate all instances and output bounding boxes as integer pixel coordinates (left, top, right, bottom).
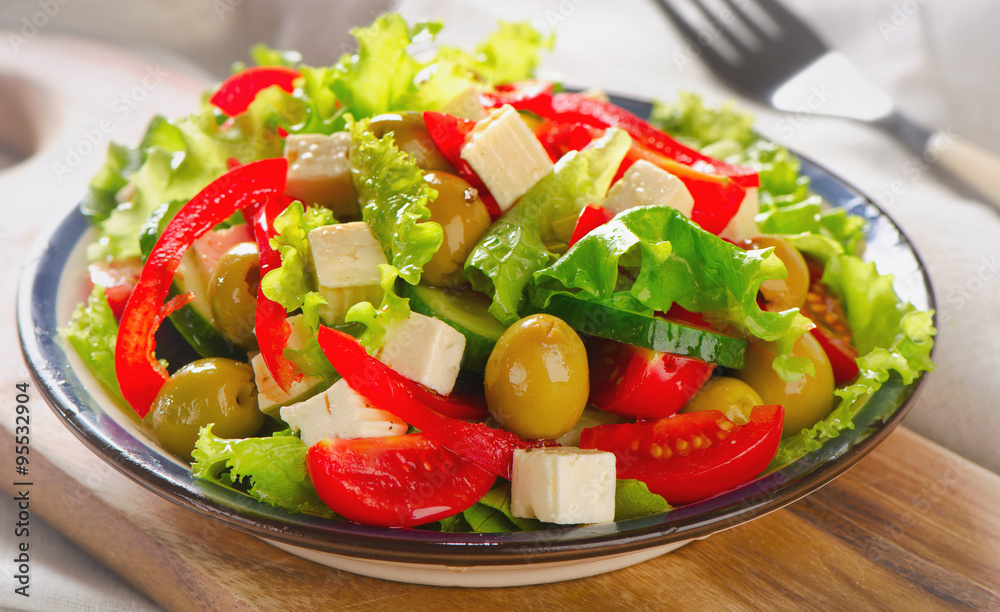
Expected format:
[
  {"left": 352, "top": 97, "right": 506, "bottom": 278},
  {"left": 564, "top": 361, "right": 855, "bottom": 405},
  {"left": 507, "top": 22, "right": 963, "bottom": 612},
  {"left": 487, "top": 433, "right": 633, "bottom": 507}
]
[
  {"left": 465, "top": 21, "right": 554, "bottom": 85},
  {"left": 81, "top": 142, "right": 142, "bottom": 223},
  {"left": 350, "top": 117, "right": 442, "bottom": 285},
  {"left": 465, "top": 128, "right": 631, "bottom": 324},
  {"left": 773, "top": 254, "right": 936, "bottom": 464},
  {"left": 60, "top": 286, "right": 125, "bottom": 405},
  {"left": 462, "top": 485, "right": 544, "bottom": 533},
  {"left": 260, "top": 201, "right": 335, "bottom": 319},
  {"left": 344, "top": 264, "right": 411, "bottom": 353},
  {"left": 614, "top": 479, "right": 671, "bottom": 521},
  {"left": 532, "top": 205, "right": 815, "bottom": 378},
  {"left": 191, "top": 426, "right": 335, "bottom": 517}
]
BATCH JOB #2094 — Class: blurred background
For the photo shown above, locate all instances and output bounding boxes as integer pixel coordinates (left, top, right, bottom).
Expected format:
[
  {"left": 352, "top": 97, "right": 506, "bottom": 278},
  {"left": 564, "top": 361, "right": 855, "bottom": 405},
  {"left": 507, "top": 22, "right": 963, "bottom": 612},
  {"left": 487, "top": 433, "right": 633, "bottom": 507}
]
[{"left": 2, "top": 0, "right": 998, "bottom": 609}]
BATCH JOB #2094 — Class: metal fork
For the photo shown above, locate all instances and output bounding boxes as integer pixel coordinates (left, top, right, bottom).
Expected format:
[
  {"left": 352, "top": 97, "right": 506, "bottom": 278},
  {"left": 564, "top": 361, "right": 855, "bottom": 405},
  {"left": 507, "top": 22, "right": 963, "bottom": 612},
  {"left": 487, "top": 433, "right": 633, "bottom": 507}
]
[{"left": 656, "top": 0, "right": 1000, "bottom": 209}]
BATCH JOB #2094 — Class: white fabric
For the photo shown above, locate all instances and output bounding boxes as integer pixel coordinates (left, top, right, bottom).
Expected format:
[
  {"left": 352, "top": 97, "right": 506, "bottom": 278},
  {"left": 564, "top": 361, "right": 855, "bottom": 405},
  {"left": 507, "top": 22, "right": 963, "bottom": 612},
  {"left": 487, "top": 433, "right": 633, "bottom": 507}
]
[{"left": 3, "top": 0, "right": 998, "bottom": 608}]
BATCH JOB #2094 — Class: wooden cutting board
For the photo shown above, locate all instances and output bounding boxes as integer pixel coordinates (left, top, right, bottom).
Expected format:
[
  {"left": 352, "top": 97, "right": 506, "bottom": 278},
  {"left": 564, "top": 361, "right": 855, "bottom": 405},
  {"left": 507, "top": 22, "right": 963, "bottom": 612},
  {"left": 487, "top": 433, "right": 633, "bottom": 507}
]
[{"left": 3, "top": 34, "right": 1000, "bottom": 612}]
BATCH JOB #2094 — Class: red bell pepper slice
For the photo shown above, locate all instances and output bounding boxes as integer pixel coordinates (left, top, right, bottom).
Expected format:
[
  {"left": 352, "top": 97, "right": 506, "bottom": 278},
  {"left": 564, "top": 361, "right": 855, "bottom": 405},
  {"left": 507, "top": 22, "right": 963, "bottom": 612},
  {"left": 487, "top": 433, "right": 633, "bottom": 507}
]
[
  {"left": 567, "top": 203, "right": 614, "bottom": 248},
  {"left": 307, "top": 433, "right": 496, "bottom": 527},
  {"left": 115, "top": 158, "right": 288, "bottom": 417},
  {"left": 478, "top": 80, "right": 554, "bottom": 118},
  {"left": 534, "top": 119, "right": 602, "bottom": 162},
  {"left": 544, "top": 93, "right": 758, "bottom": 188},
  {"left": 247, "top": 195, "right": 302, "bottom": 393},
  {"left": 581, "top": 405, "right": 783, "bottom": 505},
  {"left": 423, "top": 111, "right": 502, "bottom": 218},
  {"left": 316, "top": 326, "right": 534, "bottom": 479},
  {"left": 210, "top": 66, "right": 301, "bottom": 117}
]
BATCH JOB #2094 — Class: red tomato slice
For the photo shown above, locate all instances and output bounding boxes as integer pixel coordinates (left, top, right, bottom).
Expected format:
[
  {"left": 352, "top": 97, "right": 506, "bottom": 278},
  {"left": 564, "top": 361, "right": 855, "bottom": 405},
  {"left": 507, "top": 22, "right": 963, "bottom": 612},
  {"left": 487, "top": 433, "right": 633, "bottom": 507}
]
[
  {"left": 210, "top": 66, "right": 300, "bottom": 117},
  {"left": 588, "top": 338, "right": 714, "bottom": 419},
  {"left": 580, "top": 405, "right": 784, "bottom": 505},
  {"left": 307, "top": 433, "right": 496, "bottom": 527},
  {"left": 88, "top": 259, "right": 142, "bottom": 319},
  {"left": 801, "top": 281, "right": 860, "bottom": 385}
]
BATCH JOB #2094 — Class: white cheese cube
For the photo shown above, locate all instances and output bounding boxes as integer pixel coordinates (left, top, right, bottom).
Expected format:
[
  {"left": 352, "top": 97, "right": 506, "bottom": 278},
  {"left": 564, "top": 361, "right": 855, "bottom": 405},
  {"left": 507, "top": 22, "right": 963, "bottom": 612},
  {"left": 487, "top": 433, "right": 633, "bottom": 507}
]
[
  {"left": 284, "top": 132, "right": 358, "bottom": 217},
  {"left": 602, "top": 160, "right": 694, "bottom": 217},
  {"left": 718, "top": 187, "right": 760, "bottom": 243},
  {"left": 510, "top": 448, "right": 616, "bottom": 525},
  {"left": 251, "top": 315, "right": 322, "bottom": 416},
  {"left": 379, "top": 312, "right": 466, "bottom": 395},
  {"left": 442, "top": 86, "right": 488, "bottom": 121},
  {"left": 308, "top": 222, "right": 388, "bottom": 324},
  {"left": 280, "top": 379, "right": 408, "bottom": 447},
  {"left": 460, "top": 104, "right": 553, "bottom": 212}
]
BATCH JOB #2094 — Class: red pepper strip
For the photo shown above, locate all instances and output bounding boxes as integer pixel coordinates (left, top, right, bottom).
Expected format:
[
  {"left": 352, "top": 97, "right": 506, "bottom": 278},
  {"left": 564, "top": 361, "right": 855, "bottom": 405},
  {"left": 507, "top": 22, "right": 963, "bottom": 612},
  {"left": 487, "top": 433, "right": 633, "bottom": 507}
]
[
  {"left": 478, "top": 80, "right": 554, "bottom": 118},
  {"left": 568, "top": 203, "right": 614, "bottom": 248},
  {"left": 317, "top": 326, "right": 538, "bottom": 479},
  {"left": 534, "top": 119, "right": 602, "bottom": 162},
  {"left": 210, "top": 66, "right": 301, "bottom": 117},
  {"left": 621, "top": 143, "right": 747, "bottom": 236},
  {"left": 544, "top": 93, "right": 759, "bottom": 188},
  {"left": 249, "top": 195, "right": 301, "bottom": 393},
  {"left": 423, "top": 111, "right": 502, "bottom": 219},
  {"left": 116, "top": 158, "right": 288, "bottom": 417},
  {"left": 411, "top": 387, "right": 490, "bottom": 421}
]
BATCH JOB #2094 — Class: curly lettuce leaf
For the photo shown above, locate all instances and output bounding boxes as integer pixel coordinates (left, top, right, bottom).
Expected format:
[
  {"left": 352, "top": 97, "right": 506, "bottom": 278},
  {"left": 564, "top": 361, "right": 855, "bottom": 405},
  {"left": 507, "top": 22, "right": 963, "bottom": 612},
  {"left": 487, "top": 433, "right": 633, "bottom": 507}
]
[
  {"left": 60, "top": 286, "right": 125, "bottom": 405},
  {"left": 465, "top": 128, "right": 631, "bottom": 324},
  {"left": 350, "top": 118, "right": 442, "bottom": 284},
  {"left": 192, "top": 426, "right": 335, "bottom": 517},
  {"left": 82, "top": 142, "right": 142, "bottom": 223},
  {"left": 344, "top": 264, "right": 411, "bottom": 353},
  {"left": 533, "top": 205, "right": 815, "bottom": 378},
  {"left": 260, "top": 201, "right": 335, "bottom": 320},
  {"left": 613, "top": 479, "right": 671, "bottom": 521},
  {"left": 773, "top": 254, "right": 936, "bottom": 464},
  {"left": 465, "top": 21, "right": 554, "bottom": 85}
]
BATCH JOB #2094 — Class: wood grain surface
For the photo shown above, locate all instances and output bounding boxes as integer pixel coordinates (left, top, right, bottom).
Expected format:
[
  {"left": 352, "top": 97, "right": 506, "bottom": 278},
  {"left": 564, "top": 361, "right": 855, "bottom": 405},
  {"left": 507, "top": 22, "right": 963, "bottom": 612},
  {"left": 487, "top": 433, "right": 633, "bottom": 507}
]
[{"left": 3, "top": 33, "right": 1000, "bottom": 612}]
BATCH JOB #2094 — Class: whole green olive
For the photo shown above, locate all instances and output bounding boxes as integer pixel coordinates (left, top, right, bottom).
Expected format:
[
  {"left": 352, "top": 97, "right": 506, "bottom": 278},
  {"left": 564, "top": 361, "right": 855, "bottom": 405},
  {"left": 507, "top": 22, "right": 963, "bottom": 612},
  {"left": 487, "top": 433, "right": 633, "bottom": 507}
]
[
  {"left": 681, "top": 376, "right": 763, "bottom": 425},
  {"left": 151, "top": 357, "right": 264, "bottom": 460},
  {"left": 422, "top": 171, "right": 491, "bottom": 287},
  {"left": 368, "top": 111, "right": 455, "bottom": 172},
  {"left": 208, "top": 242, "right": 260, "bottom": 350},
  {"left": 484, "top": 314, "right": 589, "bottom": 440},
  {"left": 735, "top": 333, "right": 835, "bottom": 436}
]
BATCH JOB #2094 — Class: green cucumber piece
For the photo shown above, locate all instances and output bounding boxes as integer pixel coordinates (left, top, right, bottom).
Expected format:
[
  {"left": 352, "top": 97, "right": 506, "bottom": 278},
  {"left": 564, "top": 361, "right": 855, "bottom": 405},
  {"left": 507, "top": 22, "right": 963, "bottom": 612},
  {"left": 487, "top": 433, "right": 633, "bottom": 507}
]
[
  {"left": 403, "top": 284, "right": 508, "bottom": 372},
  {"left": 535, "top": 294, "right": 748, "bottom": 368}
]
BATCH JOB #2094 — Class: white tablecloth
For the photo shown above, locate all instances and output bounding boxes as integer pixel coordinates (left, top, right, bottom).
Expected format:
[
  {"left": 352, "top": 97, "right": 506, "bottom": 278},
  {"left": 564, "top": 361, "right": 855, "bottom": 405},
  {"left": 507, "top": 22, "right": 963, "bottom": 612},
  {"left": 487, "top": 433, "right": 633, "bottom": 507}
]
[{"left": 2, "top": 0, "right": 998, "bottom": 609}]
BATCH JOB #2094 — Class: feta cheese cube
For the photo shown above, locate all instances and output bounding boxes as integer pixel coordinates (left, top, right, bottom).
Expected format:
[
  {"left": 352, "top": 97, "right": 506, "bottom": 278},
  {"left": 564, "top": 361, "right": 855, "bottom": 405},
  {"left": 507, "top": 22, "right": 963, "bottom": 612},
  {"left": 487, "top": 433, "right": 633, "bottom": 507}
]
[
  {"left": 460, "top": 104, "right": 553, "bottom": 212},
  {"left": 280, "top": 379, "right": 408, "bottom": 447},
  {"left": 510, "top": 448, "right": 616, "bottom": 525},
  {"left": 284, "top": 132, "right": 358, "bottom": 217},
  {"left": 308, "top": 222, "right": 387, "bottom": 324},
  {"left": 718, "top": 187, "right": 760, "bottom": 243},
  {"left": 251, "top": 315, "right": 322, "bottom": 416},
  {"left": 379, "top": 312, "right": 466, "bottom": 395},
  {"left": 602, "top": 160, "right": 694, "bottom": 217}
]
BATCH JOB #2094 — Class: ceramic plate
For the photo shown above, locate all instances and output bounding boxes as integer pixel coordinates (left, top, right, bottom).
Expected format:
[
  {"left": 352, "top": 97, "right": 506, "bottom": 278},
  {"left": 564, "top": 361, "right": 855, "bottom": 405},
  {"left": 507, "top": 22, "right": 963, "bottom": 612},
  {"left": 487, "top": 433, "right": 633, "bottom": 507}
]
[{"left": 17, "top": 95, "right": 934, "bottom": 587}]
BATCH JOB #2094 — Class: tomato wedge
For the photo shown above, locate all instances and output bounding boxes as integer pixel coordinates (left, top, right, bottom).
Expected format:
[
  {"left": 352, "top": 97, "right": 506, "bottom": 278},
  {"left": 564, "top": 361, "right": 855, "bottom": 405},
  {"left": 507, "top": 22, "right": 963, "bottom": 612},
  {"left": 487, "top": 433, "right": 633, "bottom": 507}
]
[
  {"left": 802, "top": 281, "right": 860, "bottom": 385},
  {"left": 581, "top": 405, "right": 784, "bottom": 505},
  {"left": 88, "top": 258, "right": 142, "bottom": 319},
  {"left": 588, "top": 338, "right": 715, "bottom": 419},
  {"left": 307, "top": 433, "right": 496, "bottom": 527}
]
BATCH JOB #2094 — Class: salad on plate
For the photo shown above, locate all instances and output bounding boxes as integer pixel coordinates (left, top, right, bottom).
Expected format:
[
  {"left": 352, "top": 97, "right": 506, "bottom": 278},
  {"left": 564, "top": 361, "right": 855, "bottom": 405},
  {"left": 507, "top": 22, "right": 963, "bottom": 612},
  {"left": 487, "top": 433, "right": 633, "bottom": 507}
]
[{"left": 63, "top": 13, "right": 936, "bottom": 532}]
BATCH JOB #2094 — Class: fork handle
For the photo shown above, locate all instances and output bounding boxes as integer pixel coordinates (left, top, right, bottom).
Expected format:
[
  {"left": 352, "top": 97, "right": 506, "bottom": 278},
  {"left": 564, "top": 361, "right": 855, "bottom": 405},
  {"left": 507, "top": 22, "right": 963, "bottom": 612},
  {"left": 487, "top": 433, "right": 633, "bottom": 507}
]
[{"left": 877, "top": 111, "right": 1000, "bottom": 209}]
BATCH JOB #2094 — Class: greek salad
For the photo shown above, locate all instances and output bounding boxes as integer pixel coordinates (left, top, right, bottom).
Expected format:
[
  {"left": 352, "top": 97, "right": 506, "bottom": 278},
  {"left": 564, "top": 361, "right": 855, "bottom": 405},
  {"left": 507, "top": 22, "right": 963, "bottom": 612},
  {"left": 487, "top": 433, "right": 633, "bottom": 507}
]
[{"left": 63, "top": 13, "right": 936, "bottom": 531}]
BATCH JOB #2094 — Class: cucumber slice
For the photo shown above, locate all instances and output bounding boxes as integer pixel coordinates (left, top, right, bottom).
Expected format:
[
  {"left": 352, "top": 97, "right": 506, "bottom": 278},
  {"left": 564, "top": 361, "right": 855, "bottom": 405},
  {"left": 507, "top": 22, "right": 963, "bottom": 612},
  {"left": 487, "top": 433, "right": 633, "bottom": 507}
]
[
  {"left": 403, "top": 284, "right": 508, "bottom": 372},
  {"left": 535, "top": 294, "right": 748, "bottom": 368}
]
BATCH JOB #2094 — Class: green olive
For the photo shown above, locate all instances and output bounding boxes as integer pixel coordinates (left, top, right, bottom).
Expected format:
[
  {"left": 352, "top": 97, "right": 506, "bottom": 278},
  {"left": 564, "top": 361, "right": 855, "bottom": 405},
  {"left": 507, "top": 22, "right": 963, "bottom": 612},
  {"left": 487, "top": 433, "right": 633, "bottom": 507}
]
[
  {"left": 749, "top": 236, "right": 810, "bottom": 312},
  {"left": 151, "top": 358, "right": 263, "bottom": 460},
  {"left": 208, "top": 243, "right": 260, "bottom": 350},
  {"left": 422, "top": 171, "right": 491, "bottom": 287},
  {"left": 484, "top": 314, "right": 589, "bottom": 440},
  {"left": 681, "top": 376, "right": 763, "bottom": 425},
  {"left": 735, "top": 333, "right": 835, "bottom": 436},
  {"left": 368, "top": 112, "right": 455, "bottom": 172}
]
